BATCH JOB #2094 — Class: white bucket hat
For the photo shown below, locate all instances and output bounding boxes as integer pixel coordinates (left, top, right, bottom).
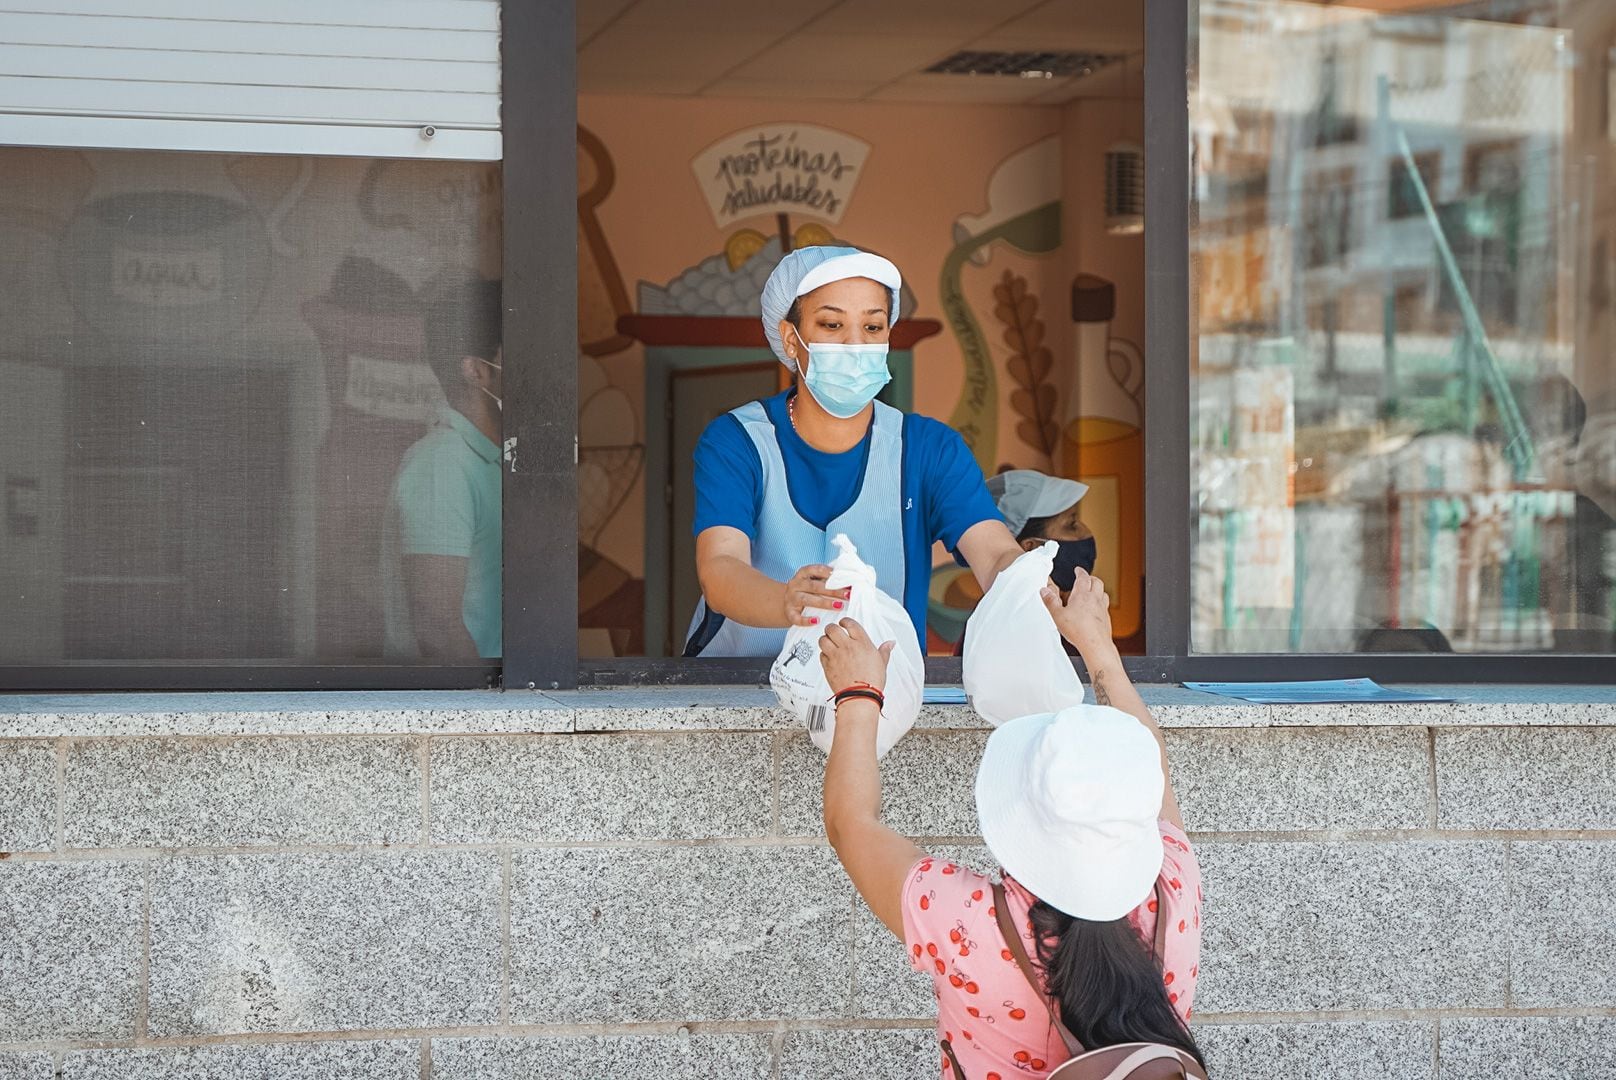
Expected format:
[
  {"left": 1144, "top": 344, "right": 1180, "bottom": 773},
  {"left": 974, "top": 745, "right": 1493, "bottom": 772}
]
[{"left": 975, "top": 706, "right": 1165, "bottom": 920}]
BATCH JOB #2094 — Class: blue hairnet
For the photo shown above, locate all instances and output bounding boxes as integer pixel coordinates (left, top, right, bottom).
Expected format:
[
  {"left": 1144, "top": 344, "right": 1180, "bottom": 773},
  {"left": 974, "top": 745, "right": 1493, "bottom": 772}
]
[{"left": 760, "top": 245, "right": 902, "bottom": 366}]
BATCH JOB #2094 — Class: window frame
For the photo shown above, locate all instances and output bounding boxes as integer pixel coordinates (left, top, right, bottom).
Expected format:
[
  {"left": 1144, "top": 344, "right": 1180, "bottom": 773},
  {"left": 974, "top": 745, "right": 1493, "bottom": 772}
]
[
  {"left": 4, "top": 0, "right": 1612, "bottom": 693},
  {"left": 1160, "top": 0, "right": 1612, "bottom": 685}
]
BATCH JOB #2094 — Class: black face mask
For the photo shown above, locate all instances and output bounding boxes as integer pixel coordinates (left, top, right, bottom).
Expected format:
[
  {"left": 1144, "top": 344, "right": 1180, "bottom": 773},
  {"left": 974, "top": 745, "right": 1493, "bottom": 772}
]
[{"left": 1040, "top": 537, "right": 1098, "bottom": 592}]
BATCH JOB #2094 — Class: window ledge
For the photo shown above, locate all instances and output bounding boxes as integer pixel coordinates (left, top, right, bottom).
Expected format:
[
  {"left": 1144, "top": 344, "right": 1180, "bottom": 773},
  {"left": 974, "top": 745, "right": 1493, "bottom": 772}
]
[{"left": 2, "top": 684, "right": 1614, "bottom": 738}]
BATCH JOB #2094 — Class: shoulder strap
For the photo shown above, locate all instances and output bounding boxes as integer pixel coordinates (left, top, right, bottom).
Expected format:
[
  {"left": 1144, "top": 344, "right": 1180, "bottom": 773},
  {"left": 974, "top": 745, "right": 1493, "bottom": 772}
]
[
  {"left": 1151, "top": 881, "right": 1169, "bottom": 960},
  {"left": 941, "top": 1038, "right": 966, "bottom": 1079},
  {"left": 993, "top": 881, "right": 1083, "bottom": 1057}
]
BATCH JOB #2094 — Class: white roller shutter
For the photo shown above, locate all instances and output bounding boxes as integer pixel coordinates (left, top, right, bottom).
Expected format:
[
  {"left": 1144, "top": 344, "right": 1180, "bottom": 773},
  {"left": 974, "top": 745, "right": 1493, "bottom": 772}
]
[{"left": 0, "top": 0, "right": 500, "bottom": 160}]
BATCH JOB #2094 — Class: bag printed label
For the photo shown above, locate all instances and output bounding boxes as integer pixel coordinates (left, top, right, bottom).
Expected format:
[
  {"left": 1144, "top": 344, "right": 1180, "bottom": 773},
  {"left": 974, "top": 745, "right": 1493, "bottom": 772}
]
[{"left": 770, "top": 533, "right": 923, "bottom": 759}]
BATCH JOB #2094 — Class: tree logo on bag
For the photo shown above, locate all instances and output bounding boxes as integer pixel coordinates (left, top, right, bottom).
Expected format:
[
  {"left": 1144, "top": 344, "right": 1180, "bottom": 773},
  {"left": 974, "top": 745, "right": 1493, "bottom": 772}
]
[{"left": 783, "top": 640, "right": 816, "bottom": 669}]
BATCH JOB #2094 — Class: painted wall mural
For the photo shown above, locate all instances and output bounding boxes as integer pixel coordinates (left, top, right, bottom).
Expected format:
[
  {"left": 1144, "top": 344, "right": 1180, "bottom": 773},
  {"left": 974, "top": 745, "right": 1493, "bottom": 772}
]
[
  {"left": 691, "top": 123, "right": 870, "bottom": 230},
  {"left": 995, "top": 270, "right": 1060, "bottom": 470},
  {"left": 578, "top": 125, "right": 634, "bottom": 357},
  {"left": 575, "top": 125, "right": 647, "bottom": 656},
  {"left": 575, "top": 95, "right": 1146, "bottom": 654},
  {"left": 943, "top": 136, "right": 1063, "bottom": 474},
  {"left": 1065, "top": 273, "right": 1146, "bottom": 642}
]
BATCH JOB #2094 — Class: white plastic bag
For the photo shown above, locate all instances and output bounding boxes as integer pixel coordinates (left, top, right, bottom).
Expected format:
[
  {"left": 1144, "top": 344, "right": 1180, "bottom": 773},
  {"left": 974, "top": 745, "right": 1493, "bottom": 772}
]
[
  {"left": 770, "top": 534, "right": 924, "bottom": 759},
  {"left": 962, "top": 541, "right": 1087, "bottom": 726}
]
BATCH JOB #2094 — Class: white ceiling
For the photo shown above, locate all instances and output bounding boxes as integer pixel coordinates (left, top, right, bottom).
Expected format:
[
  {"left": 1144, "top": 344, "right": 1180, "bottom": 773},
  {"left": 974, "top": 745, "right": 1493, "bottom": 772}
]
[{"left": 578, "top": 0, "right": 1145, "bottom": 104}]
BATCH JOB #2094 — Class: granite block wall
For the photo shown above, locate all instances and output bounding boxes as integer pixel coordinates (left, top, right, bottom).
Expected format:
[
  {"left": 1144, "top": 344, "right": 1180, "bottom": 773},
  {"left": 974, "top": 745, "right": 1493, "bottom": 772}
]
[{"left": 2, "top": 696, "right": 1613, "bottom": 1079}]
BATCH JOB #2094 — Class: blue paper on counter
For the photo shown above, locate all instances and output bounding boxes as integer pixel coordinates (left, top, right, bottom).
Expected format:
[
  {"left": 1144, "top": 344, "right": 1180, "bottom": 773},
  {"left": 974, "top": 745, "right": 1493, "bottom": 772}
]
[
  {"left": 923, "top": 686, "right": 969, "bottom": 704},
  {"left": 1182, "top": 678, "right": 1453, "bottom": 705}
]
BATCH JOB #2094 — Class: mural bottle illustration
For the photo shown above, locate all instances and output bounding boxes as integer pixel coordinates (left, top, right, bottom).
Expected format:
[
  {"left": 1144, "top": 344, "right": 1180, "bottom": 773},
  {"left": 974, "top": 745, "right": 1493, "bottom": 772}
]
[
  {"left": 1065, "top": 274, "right": 1145, "bottom": 641},
  {"left": 944, "top": 136, "right": 1064, "bottom": 473}
]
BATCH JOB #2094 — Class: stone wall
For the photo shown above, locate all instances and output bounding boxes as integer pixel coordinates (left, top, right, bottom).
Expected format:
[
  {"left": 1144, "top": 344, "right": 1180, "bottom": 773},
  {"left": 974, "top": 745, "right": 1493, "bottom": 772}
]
[{"left": 1, "top": 687, "right": 1614, "bottom": 1079}]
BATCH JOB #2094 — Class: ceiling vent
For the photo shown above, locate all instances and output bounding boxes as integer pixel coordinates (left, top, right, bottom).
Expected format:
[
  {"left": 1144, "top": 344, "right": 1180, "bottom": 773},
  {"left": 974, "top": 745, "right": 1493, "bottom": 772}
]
[{"left": 923, "top": 50, "right": 1122, "bottom": 80}]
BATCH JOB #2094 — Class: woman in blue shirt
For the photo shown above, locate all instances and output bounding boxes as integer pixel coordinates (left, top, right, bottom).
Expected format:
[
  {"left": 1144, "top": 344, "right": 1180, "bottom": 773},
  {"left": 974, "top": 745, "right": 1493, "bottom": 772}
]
[{"left": 686, "top": 245, "right": 1025, "bottom": 657}]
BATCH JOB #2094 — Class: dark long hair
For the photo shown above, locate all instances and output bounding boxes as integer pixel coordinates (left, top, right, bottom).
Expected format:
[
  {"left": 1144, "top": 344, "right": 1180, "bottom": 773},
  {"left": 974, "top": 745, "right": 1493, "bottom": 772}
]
[{"left": 1026, "top": 898, "right": 1206, "bottom": 1070}]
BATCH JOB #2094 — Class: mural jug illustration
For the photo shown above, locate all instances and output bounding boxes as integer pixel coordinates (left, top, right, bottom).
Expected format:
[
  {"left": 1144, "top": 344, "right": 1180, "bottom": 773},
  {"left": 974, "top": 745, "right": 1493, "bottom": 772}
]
[
  {"left": 578, "top": 125, "right": 634, "bottom": 357},
  {"left": 58, "top": 155, "right": 307, "bottom": 347},
  {"left": 945, "top": 135, "right": 1063, "bottom": 472}
]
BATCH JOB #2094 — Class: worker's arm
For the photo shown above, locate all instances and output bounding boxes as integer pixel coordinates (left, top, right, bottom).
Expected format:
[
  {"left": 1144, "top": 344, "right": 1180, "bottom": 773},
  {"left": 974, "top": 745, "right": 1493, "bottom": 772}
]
[
  {"left": 818, "top": 618, "right": 927, "bottom": 940},
  {"left": 1041, "top": 575, "right": 1185, "bottom": 830},
  {"left": 955, "top": 518, "right": 1027, "bottom": 594},
  {"left": 695, "top": 525, "right": 846, "bottom": 628},
  {"left": 403, "top": 554, "right": 480, "bottom": 661}
]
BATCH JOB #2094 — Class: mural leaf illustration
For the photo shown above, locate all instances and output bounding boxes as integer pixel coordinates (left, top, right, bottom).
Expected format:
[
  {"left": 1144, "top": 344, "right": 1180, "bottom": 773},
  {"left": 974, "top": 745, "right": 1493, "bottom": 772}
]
[{"left": 992, "top": 270, "right": 1059, "bottom": 462}]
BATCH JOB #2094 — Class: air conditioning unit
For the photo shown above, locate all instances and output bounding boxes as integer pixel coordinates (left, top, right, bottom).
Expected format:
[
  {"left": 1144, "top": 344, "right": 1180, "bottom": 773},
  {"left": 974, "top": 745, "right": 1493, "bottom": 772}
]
[{"left": 1105, "top": 143, "right": 1145, "bottom": 236}]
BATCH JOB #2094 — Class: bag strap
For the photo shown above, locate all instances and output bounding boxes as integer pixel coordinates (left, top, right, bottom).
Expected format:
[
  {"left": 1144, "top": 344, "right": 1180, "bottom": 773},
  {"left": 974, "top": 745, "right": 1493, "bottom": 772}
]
[
  {"left": 941, "top": 1038, "right": 966, "bottom": 1079},
  {"left": 1066, "top": 1043, "right": 1210, "bottom": 1080},
  {"left": 1150, "top": 881, "right": 1169, "bottom": 961},
  {"left": 992, "top": 881, "right": 1083, "bottom": 1057},
  {"left": 1100, "top": 1044, "right": 1206, "bottom": 1080}
]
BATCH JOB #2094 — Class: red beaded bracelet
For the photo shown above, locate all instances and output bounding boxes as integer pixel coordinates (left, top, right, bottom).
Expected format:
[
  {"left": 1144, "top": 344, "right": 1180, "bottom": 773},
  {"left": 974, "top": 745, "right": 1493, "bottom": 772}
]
[
  {"left": 832, "top": 681, "right": 883, "bottom": 698},
  {"left": 833, "top": 687, "right": 884, "bottom": 710}
]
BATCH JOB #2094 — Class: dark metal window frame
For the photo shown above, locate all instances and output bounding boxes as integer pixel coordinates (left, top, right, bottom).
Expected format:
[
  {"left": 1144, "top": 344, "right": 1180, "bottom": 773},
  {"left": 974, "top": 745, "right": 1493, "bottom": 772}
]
[{"left": 4, "top": 0, "right": 1610, "bottom": 693}]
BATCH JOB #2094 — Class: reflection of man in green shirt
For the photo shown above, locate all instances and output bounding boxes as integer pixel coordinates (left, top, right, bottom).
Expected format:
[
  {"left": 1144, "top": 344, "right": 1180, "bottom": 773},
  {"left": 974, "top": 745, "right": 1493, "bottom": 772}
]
[{"left": 382, "top": 276, "right": 502, "bottom": 660}]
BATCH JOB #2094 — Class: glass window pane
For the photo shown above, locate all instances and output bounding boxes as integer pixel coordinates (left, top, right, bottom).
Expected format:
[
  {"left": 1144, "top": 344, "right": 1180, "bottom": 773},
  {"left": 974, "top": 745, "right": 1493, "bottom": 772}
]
[
  {"left": 1192, "top": 0, "right": 1616, "bottom": 654},
  {"left": 0, "top": 148, "right": 501, "bottom": 665},
  {"left": 577, "top": 5, "right": 1149, "bottom": 661}
]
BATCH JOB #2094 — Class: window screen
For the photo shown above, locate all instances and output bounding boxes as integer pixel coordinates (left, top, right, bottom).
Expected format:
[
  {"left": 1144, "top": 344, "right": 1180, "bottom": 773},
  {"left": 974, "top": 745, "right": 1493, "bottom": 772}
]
[{"left": 0, "top": 147, "right": 502, "bottom": 665}]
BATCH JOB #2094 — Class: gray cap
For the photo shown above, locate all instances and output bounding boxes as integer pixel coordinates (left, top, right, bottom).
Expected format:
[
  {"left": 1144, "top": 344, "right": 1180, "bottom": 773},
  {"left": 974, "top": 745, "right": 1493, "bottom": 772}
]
[{"left": 987, "top": 469, "right": 1089, "bottom": 537}]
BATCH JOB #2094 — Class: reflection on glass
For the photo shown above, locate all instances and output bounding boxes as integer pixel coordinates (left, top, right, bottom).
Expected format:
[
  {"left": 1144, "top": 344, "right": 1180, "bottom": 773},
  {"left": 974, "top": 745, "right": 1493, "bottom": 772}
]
[
  {"left": 1192, "top": 0, "right": 1616, "bottom": 654},
  {"left": 381, "top": 276, "right": 503, "bottom": 661},
  {"left": 0, "top": 148, "right": 501, "bottom": 664}
]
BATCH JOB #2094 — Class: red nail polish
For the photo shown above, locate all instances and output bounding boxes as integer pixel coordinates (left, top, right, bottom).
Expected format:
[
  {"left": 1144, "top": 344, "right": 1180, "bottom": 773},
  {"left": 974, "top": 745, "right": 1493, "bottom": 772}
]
[
  {"left": 809, "top": 617, "right": 819, "bottom": 625},
  {"left": 834, "top": 601, "right": 844, "bottom": 610}
]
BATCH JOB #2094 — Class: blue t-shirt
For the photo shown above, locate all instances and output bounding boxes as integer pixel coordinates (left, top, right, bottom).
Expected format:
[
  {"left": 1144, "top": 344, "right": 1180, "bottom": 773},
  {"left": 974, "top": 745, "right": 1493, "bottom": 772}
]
[{"left": 692, "top": 390, "right": 1002, "bottom": 651}]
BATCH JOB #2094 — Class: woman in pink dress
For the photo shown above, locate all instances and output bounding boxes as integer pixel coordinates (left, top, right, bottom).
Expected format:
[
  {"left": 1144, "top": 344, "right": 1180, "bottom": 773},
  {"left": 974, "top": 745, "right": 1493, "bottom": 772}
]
[{"left": 817, "top": 570, "right": 1206, "bottom": 1079}]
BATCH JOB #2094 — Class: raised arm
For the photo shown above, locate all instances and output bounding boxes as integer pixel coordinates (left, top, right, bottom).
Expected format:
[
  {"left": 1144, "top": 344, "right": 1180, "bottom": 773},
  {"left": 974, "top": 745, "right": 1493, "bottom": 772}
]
[
  {"left": 818, "top": 619, "right": 927, "bottom": 939},
  {"left": 954, "top": 518, "right": 1026, "bottom": 595},
  {"left": 1040, "top": 575, "right": 1184, "bottom": 830}
]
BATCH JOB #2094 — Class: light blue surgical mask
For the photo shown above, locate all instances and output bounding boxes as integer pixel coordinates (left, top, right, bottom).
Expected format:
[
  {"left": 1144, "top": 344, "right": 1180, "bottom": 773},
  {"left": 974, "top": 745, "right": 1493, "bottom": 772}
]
[{"left": 794, "top": 328, "right": 891, "bottom": 420}]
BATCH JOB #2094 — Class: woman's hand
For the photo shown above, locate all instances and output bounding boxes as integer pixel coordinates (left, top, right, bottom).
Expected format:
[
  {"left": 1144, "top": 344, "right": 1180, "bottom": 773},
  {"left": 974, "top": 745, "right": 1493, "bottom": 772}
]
[
  {"left": 783, "top": 564, "right": 849, "bottom": 627},
  {"left": 1040, "top": 570, "right": 1117, "bottom": 662},
  {"left": 819, "top": 618, "right": 895, "bottom": 694}
]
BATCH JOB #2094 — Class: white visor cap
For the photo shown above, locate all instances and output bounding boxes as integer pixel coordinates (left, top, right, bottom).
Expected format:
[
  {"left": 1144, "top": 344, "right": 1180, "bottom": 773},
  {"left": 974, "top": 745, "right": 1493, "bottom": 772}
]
[{"left": 760, "top": 245, "right": 902, "bottom": 366}]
